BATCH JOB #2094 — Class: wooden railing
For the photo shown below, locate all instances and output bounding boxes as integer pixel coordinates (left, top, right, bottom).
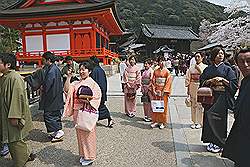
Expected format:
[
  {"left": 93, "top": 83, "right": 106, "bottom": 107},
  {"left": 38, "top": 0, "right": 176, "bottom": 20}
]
[{"left": 16, "top": 48, "right": 119, "bottom": 65}]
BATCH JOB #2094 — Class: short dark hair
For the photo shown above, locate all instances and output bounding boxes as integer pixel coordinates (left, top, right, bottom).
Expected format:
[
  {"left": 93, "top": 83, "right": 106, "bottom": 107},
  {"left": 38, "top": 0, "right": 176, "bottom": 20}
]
[
  {"left": 156, "top": 55, "right": 165, "bottom": 62},
  {"left": 235, "top": 47, "right": 250, "bottom": 64},
  {"left": 0, "top": 53, "right": 16, "bottom": 69},
  {"left": 210, "top": 47, "right": 225, "bottom": 62},
  {"left": 65, "top": 56, "right": 73, "bottom": 61},
  {"left": 79, "top": 61, "right": 92, "bottom": 71},
  {"left": 42, "top": 51, "right": 55, "bottom": 63},
  {"left": 55, "top": 56, "right": 64, "bottom": 61},
  {"left": 89, "top": 56, "right": 100, "bottom": 65},
  {"left": 144, "top": 59, "right": 152, "bottom": 65},
  {"left": 128, "top": 55, "right": 136, "bottom": 62},
  {"left": 194, "top": 51, "right": 205, "bottom": 57}
]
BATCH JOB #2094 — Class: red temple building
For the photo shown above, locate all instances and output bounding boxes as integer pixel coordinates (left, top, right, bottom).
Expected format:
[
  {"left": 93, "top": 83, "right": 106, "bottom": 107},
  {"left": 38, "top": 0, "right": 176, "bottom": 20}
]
[{"left": 0, "top": 0, "right": 124, "bottom": 65}]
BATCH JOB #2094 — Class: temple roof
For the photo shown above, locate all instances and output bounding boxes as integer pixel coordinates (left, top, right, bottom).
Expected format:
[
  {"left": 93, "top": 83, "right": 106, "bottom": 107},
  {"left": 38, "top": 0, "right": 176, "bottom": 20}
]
[
  {"left": 141, "top": 24, "right": 199, "bottom": 40},
  {"left": 0, "top": 0, "right": 124, "bottom": 35},
  {"left": 0, "top": 0, "right": 114, "bottom": 18}
]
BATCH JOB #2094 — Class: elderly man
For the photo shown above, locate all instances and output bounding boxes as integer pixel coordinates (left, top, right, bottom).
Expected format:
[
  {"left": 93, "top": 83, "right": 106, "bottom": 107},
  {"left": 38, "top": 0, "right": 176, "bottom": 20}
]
[{"left": 222, "top": 47, "right": 250, "bottom": 167}]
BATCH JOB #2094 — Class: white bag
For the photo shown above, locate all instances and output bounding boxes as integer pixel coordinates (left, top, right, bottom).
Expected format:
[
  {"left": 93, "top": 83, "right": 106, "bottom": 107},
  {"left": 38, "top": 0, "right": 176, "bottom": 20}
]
[
  {"left": 75, "top": 108, "right": 98, "bottom": 132},
  {"left": 151, "top": 100, "right": 165, "bottom": 113}
]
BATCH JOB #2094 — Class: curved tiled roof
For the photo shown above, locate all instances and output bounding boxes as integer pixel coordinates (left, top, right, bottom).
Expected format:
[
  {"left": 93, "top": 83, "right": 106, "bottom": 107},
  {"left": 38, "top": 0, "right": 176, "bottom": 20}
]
[{"left": 142, "top": 24, "right": 199, "bottom": 40}]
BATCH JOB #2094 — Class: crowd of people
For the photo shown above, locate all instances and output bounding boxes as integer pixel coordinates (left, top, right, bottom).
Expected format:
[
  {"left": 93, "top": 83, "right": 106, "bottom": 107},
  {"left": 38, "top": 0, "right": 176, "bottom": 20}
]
[
  {"left": 184, "top": 46, "right": 250, "bottom": 167},
  {"left": 120, "top": 46, "right": 250, "bottom": 167},
  {"left": 0, "top": 46, "right": 249, "bottom": 167},
  {"left": 0, "top": 52, "right": 113, "bottom": 166}
]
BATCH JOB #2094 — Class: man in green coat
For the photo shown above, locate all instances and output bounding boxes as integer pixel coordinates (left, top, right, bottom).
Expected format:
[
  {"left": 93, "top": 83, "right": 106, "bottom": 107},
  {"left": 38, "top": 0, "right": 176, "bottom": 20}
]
[{"left": 0, "top": 53, "right": 35, "bottom": 167}]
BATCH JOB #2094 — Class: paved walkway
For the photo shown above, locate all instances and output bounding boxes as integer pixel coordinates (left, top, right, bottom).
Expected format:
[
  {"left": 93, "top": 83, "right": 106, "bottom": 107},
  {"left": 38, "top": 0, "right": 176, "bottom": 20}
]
[
  {"left": 1, "top": 70, "right": 236, "bottom": 167},
  {"left": 170, "top": 75, "right": 235, "bottom": 167}
]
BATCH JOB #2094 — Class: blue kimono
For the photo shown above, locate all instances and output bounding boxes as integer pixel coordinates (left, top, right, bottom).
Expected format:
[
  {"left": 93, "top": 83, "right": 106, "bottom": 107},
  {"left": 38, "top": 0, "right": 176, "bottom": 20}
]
[
  {"left": 90, "top": 65, "right": 111, "bottom": 120},
  {"left": 200, "top": 63, "right": 238, "bottom": 147}
]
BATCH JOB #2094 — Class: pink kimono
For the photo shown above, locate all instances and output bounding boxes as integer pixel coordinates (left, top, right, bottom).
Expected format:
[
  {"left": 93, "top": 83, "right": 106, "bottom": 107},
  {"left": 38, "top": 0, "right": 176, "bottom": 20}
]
[
  {"left": 123, "top": 64, "right": 141, "bottom": 115},
  {"left": 141, "top": 68, "right": 154, "bottom": 118},
  {"left": 64, "top": 77, "right": 101, "bottom": 160}
]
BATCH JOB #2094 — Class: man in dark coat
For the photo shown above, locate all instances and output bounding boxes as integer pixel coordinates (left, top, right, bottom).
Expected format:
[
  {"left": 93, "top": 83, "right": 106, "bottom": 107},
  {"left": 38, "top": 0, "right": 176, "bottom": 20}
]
[
  {"left": 89, "top": 56, "right": 114, "bottom": 127},
  {"left": 26, "top": 52, "right": 64, "bottom": 142},
  {"left": 222, "top": 48, "right": 250, "bottom": 167}
]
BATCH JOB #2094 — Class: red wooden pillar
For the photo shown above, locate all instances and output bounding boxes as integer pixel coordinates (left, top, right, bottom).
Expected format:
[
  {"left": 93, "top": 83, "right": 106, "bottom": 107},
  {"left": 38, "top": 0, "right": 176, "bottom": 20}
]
[{"left": 69, "top": 22, "right": 74, "bottom": 57}]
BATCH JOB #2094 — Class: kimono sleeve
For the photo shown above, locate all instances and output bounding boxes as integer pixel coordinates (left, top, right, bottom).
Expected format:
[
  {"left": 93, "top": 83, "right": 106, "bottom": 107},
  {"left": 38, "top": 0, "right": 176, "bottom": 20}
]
[
  {"left": 163, "top": 73, "right": 173, "bottom": 95},
  {"left": 185, "top": 69, "right": 191, "bottom": 87},
  {"left": 63, "top": 84, "right": 75, "bottom": 117},
  {"left": 151, "top": 70, "right": 157, "bottom": 92},
  {"left": 226, "top": 67, "right": 238, "bottom": 96},
  {"left": 123, "top": 67, "right": 129, "bottom": 83},
  {"left": 135, "top": 67, "right": 141, "bottom": 88},
  {"left": 8, "top": 78, "right": 28, "bottom": 119}
]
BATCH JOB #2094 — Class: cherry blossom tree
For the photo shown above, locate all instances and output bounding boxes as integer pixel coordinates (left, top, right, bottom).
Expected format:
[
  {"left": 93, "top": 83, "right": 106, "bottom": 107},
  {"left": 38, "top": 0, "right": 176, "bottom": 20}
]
[{"left": 199, "top": 0, "right": 249, "bottom": 48}]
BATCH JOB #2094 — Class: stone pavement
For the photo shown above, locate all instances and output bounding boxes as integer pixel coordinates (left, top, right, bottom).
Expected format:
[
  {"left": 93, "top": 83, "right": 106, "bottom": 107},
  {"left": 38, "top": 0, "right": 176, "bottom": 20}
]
[
  {"left": 1, "top": 70, "right": 236, "bottom": 167},
  {"left": 170, "top": 75, "right": 235, "bottom": 167},
  {"left": 1, "top": 72, "right": 175, "bottom": 167}
]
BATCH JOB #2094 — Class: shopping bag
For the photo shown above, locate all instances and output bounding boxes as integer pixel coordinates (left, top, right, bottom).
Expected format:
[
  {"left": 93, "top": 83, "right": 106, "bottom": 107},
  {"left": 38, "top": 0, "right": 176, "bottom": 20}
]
[
  {"left": 75, "top": 106, "right": 98, "bottom": 132},
  {"left": 151, "top": 100, "right": 165, "bottom": 113}
]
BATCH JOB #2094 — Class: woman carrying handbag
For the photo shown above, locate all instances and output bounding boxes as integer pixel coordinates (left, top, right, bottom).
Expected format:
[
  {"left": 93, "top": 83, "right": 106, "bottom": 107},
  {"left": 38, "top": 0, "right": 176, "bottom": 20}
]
[
  {"left": 64, "top": 62, "right": 101, "bottom": 166},
  {"left": 151, "top": 56, "right": 172, "bottom": 129}
]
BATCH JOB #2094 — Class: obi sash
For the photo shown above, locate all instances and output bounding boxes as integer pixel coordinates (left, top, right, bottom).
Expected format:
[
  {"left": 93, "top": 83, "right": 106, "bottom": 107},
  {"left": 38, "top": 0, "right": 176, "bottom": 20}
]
[
  {"left": 128, "top": 72, "right": 137, "bottom": 81},
  {"left": 156, "top": 77, "right": 166, "bottom": 86},
  {"left": 142, "top": 78, "right": 150, "bottom": 85},
  {"left": 190, "top": 73, "right": 200, "bottom": 82}
]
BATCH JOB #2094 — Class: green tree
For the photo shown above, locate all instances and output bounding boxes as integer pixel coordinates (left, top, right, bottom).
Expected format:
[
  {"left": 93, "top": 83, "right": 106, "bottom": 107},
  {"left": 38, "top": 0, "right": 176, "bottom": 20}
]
[{"left": 0, "top": 26, "right": 19, "bottom": 53}]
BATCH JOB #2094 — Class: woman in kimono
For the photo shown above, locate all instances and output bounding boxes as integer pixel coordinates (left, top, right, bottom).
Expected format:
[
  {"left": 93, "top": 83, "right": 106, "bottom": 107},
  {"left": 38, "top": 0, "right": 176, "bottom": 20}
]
[
  {"left": 151, "top": 56, "right": 172, "bottom": 129},
  {"left": 123, "top": 55, "right": 141, "bottom": 118},
  {"left": 185, "top": 52, "right": 207, "bottom": 129},
  {"left": 141, "top": 59, "right": 154, "bottom": 122},
  {"left": 200, "top": 47, "right": 238, "bottom": 153},
  {"left": 64, "top": 62, "right": 101, "bottom": 166}
]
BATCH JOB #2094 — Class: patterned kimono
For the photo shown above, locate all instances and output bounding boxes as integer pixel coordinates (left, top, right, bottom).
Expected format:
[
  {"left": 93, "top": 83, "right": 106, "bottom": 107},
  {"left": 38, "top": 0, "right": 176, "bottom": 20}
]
[
  {"left": 151, "top": 68, "right": 172, "bottom": 124},
  {"left": 123, "top": 65, "right": 141, "bottom": 115},
  {"left": 64, "top": 77, "right": 101, "bottom": 160},
  {"left": 185, "top": 63, "right": 207, "bottom": 125},
  {"left": 141, "top": 68, "right": 154, "bottom": 118}
]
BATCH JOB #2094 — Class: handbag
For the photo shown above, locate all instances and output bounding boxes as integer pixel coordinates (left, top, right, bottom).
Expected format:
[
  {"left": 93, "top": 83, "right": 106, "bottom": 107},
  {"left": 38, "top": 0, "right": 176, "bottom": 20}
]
[
  {"left": 185, "top": 96, "right": 191, "bottom": 107},
  {"left": 141, "top": 94, "right": 150, "bottom": 103},
  {"left": 127, "top": 93, "right": 136, "bottom": 100},
  {"left": 151, "top": 100, "right": 164, "bottom": 113},
  {"left": 75, "top": 105, "right": 98, "bottom": 132},
  {"left": 197, "top": 87, "right": 214, "bottom": 105}
]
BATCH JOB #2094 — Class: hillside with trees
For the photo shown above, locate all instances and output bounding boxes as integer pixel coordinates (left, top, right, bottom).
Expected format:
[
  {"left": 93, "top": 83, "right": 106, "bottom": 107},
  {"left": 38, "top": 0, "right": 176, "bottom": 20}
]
[{"left": 116, "top": 0, "right": 228, "bottom": 33}]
